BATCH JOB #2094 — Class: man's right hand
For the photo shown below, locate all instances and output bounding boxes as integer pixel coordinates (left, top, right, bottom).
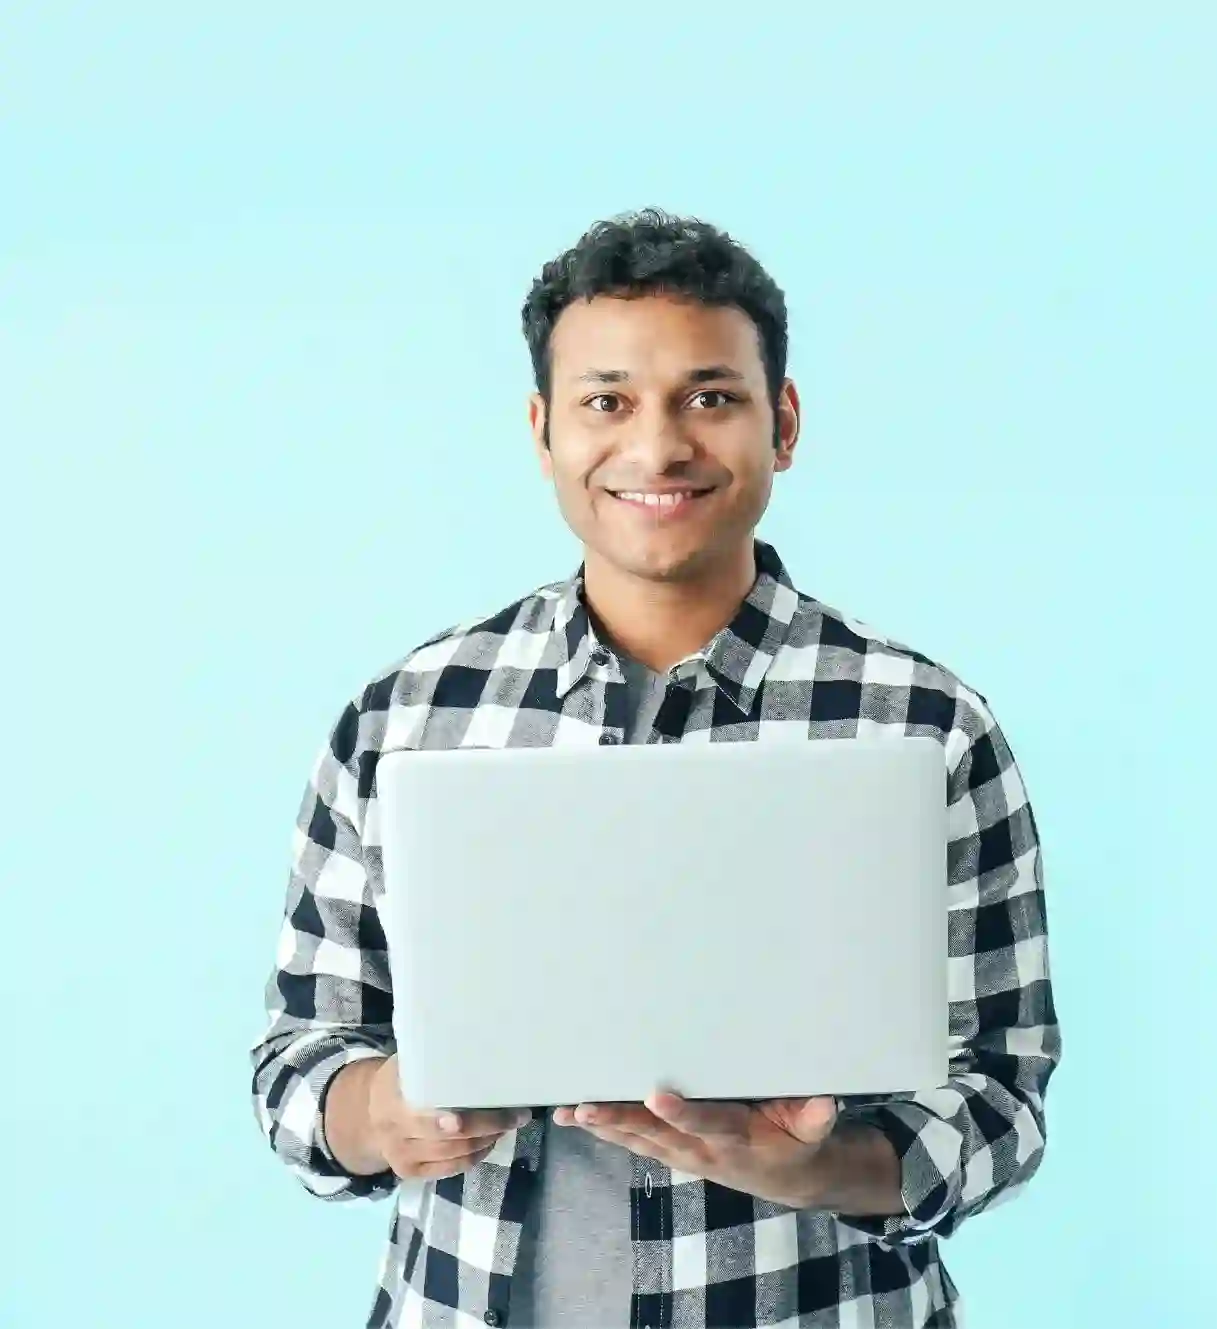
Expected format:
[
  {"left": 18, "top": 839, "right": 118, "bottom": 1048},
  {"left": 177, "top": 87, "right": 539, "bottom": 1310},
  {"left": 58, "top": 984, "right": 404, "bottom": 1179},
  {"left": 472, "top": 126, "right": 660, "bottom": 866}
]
[{"left": 361, "top": 1055, "right": 532, "bottom": 1181}]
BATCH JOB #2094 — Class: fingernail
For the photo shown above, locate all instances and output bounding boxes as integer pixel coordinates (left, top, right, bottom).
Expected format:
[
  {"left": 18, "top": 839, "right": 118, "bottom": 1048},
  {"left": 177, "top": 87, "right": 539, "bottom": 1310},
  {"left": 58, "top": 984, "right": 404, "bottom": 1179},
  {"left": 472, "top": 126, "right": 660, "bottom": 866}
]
[{"left": 437, "top": 1113, "right": 460, "bottom": 1133}]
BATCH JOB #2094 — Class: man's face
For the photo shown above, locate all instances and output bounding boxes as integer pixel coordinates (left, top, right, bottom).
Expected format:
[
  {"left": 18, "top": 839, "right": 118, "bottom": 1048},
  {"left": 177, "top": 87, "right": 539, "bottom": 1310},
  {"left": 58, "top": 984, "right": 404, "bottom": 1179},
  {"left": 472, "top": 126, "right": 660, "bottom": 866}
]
[{"left": 530, "top": 293, "right": 799, "bottom": 585}]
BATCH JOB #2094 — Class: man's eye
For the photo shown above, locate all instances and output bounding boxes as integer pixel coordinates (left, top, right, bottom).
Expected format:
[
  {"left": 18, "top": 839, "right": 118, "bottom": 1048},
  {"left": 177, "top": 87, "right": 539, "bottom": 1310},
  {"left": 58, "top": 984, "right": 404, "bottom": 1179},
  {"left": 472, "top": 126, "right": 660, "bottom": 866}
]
[
  {"left": 588, "top": 394, "right": 623, "bottom": 413},
  {"left": 689, "top": 390, "right": 735, "bottom": 409}
]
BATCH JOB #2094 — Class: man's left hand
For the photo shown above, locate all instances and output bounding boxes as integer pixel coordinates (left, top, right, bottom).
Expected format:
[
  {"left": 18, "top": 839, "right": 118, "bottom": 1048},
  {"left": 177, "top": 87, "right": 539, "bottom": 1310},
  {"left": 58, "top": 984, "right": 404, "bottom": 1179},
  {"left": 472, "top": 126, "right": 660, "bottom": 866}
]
[{"left": 552, "top": 1092, "right": 838, "bottom": 1209}]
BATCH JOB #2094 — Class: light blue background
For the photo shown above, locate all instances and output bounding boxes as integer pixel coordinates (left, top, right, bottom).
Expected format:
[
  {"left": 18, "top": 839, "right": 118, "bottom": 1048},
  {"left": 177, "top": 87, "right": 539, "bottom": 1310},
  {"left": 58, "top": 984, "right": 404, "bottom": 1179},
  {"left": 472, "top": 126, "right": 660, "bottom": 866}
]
[{"left": 2, "top": 5, "right": 1212, "bottom": 1327}]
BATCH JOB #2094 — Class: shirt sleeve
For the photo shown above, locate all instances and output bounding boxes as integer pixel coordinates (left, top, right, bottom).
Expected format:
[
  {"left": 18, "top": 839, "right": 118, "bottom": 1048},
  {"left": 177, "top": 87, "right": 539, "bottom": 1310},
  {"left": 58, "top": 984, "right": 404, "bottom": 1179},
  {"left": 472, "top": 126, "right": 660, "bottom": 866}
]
[
  {"left": 249, "top": 694, "right": 399, "bottom": 1202},
  {"left": 835, "top": 697, "right": 1061, "bottom": 1245}
]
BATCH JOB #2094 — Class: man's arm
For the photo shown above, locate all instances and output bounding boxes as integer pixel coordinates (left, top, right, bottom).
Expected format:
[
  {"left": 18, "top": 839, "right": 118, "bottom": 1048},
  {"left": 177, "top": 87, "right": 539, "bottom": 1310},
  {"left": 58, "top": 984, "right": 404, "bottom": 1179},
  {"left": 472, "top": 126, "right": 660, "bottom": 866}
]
[
  {"left": 324, "top": 1056, "right": 391, "bottom": 1175},
  {"left": 788, "top": 1119, "right": 903, "bottom": 1214},
  {"left": 832, "top": 697, "right": 1061, "bottom": 1244},
  {"left": 249, "top": 694, "right": 399, "bottom": 1201}
]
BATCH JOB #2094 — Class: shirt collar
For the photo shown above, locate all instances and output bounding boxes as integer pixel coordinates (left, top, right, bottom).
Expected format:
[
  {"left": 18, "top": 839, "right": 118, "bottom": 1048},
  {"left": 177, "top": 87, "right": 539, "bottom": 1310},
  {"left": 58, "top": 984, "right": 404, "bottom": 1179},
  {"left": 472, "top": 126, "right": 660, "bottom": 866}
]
[{"left": 551, "top": 540, "right": 802, "bottom": 715}]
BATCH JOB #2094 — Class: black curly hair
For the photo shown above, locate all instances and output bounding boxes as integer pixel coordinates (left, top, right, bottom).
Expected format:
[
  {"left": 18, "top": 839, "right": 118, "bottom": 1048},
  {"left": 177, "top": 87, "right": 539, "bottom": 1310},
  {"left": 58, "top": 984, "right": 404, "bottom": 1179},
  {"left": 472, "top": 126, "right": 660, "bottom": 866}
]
[{"left": 522, "top": 208, "right": 788, "bottom": 449}]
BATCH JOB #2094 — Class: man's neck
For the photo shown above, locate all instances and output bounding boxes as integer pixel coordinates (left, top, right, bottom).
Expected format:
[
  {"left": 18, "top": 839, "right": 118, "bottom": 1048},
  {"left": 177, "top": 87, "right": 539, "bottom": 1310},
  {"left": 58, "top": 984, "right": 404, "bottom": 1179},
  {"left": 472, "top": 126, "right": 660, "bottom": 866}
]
[{"left": 581, "top": 544, "right": 758, "bottom": 675}]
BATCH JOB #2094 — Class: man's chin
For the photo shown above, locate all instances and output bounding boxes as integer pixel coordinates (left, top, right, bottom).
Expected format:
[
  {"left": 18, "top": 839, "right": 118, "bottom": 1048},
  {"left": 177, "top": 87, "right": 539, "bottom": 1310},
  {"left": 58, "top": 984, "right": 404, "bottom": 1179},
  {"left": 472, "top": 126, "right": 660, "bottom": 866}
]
[{"left": 612, "top": 541, "right": 715, "bottom": 585}]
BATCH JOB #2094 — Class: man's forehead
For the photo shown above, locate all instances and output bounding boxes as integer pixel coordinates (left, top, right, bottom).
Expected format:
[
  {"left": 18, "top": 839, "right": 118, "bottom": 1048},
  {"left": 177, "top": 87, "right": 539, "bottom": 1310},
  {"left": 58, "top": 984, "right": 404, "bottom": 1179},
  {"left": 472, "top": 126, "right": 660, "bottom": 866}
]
[{"left": 550, "top": 295, "right": 763, "bottom": 382}]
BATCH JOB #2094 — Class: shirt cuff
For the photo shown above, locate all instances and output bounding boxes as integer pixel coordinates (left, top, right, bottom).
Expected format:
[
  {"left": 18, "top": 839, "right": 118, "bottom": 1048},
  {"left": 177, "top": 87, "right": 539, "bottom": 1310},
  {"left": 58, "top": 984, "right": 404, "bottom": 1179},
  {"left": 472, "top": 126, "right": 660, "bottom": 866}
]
[
  {"left": 289, "top": 1037, "right": 400, "bottom": 1199},
  {"left": 832, "top": 1102, "right": 963, "bottom": 1245}
]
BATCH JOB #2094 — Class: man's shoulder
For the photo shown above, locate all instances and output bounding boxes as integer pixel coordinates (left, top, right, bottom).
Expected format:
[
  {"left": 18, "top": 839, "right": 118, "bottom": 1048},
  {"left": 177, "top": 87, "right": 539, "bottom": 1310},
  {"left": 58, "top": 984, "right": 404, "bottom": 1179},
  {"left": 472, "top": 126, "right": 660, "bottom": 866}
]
[
  {"left": 354, "top": 575, "right": 568, "bottom": 713},
  {"left": 787, "top": 590, "right": 995, "bottom": 738}
]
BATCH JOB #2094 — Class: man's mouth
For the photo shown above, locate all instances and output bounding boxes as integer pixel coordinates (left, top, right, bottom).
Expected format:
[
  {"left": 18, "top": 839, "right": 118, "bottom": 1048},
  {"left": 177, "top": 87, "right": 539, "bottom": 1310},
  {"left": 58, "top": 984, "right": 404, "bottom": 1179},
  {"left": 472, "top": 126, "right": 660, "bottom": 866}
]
[{"left": 604, "top": 487, "right": 715, "bottom": 511}]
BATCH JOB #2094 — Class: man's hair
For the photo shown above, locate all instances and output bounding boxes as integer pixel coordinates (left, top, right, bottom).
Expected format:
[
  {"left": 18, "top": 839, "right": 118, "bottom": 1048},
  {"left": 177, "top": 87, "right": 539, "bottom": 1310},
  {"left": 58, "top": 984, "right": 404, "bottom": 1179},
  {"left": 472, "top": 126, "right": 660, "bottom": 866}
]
[{"left": 522, "top": 208, "right": 788, "bottom": 447}]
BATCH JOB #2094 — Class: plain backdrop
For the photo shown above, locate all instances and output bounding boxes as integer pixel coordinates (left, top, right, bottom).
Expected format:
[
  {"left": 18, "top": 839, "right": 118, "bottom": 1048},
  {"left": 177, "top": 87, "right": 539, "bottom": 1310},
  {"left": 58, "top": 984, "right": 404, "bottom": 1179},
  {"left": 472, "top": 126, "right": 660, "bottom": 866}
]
[{"left": 2, "top": 5, "right": 1213, "bottom": 1327}]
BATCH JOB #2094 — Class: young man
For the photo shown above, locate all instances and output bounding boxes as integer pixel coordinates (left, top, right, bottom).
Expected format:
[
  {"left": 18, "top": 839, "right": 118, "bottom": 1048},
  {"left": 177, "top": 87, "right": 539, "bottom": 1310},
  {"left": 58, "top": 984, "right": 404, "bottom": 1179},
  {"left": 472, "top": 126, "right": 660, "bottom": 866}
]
[{"left": 250, "top": 210, "right": 1060, "bottom": 1328}]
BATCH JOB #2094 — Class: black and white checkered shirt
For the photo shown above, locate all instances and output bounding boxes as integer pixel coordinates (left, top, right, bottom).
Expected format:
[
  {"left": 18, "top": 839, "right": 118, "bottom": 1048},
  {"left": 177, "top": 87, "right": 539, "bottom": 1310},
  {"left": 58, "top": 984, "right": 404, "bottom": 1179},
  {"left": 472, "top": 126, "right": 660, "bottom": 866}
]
[{"left": 250, "top": 540, "right": 1059, "bottom": 1328}]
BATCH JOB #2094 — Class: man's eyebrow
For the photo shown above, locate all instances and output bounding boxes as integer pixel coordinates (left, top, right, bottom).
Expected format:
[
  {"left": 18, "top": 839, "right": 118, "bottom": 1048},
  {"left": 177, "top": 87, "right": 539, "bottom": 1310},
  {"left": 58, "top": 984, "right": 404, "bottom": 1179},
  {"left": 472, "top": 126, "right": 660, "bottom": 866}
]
[
  {"left": 576, "top": 368, "right": 631, "bottom": 385},
  {"left": 684, "top": 364, "right": 747, "bottom": 385},
  {"left": 574, "top": 364, "right": 748, "bottom": 385}
]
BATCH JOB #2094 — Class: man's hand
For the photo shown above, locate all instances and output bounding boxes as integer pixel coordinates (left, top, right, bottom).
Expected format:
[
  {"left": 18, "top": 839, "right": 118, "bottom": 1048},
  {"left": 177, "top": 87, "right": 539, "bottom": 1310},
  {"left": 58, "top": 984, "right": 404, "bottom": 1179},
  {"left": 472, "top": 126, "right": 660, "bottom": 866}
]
[
  {"left": 328, "top": 1055, "right": 532, "bottom": 1180},
  {"left": 553, "top": 1091, "right": 838, "bottom": 1209}
]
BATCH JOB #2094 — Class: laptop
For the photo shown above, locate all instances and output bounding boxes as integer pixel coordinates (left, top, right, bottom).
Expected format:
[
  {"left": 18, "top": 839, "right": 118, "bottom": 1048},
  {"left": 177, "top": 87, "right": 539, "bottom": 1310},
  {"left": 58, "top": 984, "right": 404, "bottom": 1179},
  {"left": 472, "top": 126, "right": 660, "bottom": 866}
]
[{"left": 376, "top": 737, "right": 948, "bottom": 1111}]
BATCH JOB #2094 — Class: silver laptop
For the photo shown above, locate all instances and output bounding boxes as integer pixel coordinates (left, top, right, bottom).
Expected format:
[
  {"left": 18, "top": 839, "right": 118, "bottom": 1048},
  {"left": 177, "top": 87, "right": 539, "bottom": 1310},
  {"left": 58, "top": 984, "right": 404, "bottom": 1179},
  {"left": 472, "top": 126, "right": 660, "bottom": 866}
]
[{"left": 377, "top": 737, "right": 948, "bottom": 1111}]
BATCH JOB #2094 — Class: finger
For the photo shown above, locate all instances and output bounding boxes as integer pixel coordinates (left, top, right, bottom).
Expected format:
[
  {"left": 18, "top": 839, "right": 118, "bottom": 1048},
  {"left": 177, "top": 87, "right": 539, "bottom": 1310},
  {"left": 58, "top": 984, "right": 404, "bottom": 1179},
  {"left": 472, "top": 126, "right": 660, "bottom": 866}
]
[
  {"left": 576, "top": 1123, "right": 677, "bottom": 1166},
  {"left": 567, "top": 1103, "right": 669, "bottom": 1134},
  {"left": 793, "top": 1096, "right": 838, "bottom": 1140},
  {"left": 404, "top": 1142, "right": 499, "bottom": 1181},
  {"left": 386, "top": 1132, "right": 504, "bottom": 1175},
  {"left": 577, "top": 1102, "right": 714, "bottom": 1154},
  {"left": 414, "top": 1108, "right": 533, "bottom": 1141},
  {"left": 645, "top": 1092, "right": 755, "bottom": 1142},
  {"left": 407, "top": 1131, "right": 505, "bottom": 1161},
  {"left": 758, "top": 1096, "right": 838, "bottom": 1143},
  {"left": 568, "top": 1109, "right": 700, "bottom": 1161},
  {"left": 764, "top": 1095, "right": 837, "bottom": 1116}
]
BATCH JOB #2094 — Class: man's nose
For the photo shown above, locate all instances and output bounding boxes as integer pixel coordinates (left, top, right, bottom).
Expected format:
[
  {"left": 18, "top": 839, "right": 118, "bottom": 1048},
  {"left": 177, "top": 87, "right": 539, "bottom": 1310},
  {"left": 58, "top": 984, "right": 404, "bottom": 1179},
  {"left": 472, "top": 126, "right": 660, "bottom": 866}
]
[{"left": 617, "top": 407, "right": 697, "bottom": 468}]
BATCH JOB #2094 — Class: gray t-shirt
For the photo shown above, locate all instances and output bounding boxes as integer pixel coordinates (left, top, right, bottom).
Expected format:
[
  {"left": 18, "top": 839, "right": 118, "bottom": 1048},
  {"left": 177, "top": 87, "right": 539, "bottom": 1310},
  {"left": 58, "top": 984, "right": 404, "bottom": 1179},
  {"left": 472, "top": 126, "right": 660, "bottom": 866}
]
[{"left": 509, "top": 654, "right": 666, "bottom": 1328}]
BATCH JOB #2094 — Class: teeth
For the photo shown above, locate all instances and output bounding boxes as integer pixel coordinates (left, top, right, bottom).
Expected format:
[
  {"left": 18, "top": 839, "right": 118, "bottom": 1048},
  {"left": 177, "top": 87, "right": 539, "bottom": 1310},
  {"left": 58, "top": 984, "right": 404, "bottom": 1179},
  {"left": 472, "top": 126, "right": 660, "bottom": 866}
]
[{"left": 616, "top": 491, "right": 698, "bottom": 506}]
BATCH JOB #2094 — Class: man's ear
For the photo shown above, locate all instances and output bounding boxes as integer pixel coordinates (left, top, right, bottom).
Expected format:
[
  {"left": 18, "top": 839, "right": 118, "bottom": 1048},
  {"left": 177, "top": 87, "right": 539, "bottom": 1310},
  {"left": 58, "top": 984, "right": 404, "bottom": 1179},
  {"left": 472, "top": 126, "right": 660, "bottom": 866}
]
[
  {"left": 774, "top": 378, "right": 800, "bottom": 473},
  {"left": 529, "top": 393, "right": 552, "bottom": 477}
]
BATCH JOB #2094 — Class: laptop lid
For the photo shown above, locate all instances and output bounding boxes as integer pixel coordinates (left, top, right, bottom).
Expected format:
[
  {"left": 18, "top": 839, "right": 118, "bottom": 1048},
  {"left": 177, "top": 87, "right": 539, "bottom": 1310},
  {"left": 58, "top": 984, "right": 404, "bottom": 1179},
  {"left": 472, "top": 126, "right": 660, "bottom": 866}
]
[{"left": 377, "top": 737, "right": 948, "bottom": 1110}]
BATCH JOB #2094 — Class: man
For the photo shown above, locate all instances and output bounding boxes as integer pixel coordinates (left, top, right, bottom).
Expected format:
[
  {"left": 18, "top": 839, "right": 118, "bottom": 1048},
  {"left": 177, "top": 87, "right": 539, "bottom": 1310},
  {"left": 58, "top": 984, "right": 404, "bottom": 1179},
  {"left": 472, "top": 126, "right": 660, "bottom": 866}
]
[{"left": 250, "top": 209, "right": 1059, "bottom": 1328}]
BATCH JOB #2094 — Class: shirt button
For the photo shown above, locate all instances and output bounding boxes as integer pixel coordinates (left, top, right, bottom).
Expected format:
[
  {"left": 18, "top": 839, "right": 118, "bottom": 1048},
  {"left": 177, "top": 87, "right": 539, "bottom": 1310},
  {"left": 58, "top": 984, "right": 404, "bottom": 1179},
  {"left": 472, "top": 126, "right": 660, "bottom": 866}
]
[
  {"left": 599, "top": 732, "right": 619, "bottom": 745},
  {"left": 483, "top": 1312, "right": 502, "bottom": 1327},
  {"left": 644, "top": 1171, "right": 654, "bottom": 1198}
]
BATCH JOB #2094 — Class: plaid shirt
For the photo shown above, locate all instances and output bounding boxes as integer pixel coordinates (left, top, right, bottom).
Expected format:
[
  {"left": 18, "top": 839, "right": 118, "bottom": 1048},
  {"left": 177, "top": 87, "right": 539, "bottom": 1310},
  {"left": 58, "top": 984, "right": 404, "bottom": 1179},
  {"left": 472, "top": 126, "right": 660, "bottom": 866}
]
[{"left": 250, "top": 540, "right": 1059, "bottom": 1329}]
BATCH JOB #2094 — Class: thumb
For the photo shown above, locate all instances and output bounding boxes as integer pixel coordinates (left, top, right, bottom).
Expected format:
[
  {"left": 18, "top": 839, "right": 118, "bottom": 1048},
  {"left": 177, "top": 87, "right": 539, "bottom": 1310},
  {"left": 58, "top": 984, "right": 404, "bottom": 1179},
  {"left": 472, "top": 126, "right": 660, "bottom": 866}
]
[
  {"left": 759, "top": 1096, "right": 838, "bottom": 1142},
  {"left": 785, "top": 1096, "right": 838, "bottom": 1145}
]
